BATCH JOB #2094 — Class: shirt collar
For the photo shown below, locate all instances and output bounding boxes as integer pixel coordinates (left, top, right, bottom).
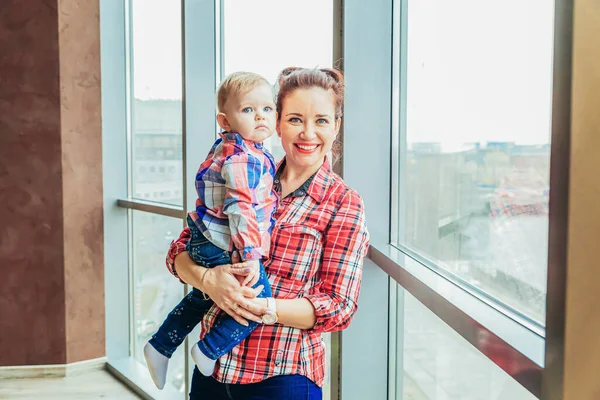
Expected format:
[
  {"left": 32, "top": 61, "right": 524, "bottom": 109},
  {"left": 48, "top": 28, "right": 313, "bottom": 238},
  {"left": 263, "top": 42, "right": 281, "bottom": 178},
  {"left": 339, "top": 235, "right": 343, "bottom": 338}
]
[
  {"left": 219, "top": 132, "right": 264, "bottom": 150},
  {"left": 274, "top": 157, "right": 333, "bottom": 203}
]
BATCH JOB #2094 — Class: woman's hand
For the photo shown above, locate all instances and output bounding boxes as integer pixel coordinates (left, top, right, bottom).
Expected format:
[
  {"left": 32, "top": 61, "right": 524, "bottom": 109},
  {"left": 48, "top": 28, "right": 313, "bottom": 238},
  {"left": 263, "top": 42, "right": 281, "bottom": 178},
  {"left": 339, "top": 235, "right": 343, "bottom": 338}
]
[
  {"left": 202, "top": 265, "right": 264, "bottom": 326},
  {"left": 240, "top": 297, "right": 268, "bottom": 316},
  {"left": 173, "top": 252, "right": 264, "bottom": 326}
]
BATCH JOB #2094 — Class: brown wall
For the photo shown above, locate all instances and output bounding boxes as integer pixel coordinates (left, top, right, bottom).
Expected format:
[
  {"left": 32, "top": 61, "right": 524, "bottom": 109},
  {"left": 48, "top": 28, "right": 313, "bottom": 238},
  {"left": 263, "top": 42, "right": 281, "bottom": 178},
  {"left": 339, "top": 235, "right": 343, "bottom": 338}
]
[{"left": 0, "top": 0, "right": 104, "bottom": 366}]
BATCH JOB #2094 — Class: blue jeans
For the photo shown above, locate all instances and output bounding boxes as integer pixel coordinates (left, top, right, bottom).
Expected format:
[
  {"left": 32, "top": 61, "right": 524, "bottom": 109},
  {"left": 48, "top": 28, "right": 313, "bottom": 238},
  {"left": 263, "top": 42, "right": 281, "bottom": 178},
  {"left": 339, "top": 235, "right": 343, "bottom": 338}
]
[
  {"left": 148, "top": 216, "right": 272, "bottom": 360},
  {"left": 189, "top": 367, "right": 323, "bottom": 400}
]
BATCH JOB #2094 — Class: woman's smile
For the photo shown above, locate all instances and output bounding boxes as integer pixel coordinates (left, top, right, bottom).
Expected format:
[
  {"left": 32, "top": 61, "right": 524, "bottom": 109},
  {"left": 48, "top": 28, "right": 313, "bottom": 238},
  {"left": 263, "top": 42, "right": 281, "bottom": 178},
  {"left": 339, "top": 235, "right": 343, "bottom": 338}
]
[{"left": 294, "top": 143, "right": 320, "bottom": 153}]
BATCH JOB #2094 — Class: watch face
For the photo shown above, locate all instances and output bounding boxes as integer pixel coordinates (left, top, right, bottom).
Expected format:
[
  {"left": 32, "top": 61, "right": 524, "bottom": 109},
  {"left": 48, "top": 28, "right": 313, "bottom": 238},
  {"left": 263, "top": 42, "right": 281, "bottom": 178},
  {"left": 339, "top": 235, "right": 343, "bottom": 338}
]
[{"left": 262, "top": 313, "right": 278, "bottom": 325}]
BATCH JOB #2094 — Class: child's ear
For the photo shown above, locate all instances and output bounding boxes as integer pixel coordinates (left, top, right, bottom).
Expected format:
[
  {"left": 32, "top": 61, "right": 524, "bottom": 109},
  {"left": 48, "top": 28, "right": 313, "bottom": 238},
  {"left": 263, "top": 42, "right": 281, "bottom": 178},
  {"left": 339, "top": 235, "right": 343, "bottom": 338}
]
[
  {"left": 217, "top": 113, "right": 231, "bottom": 131},
  {"left": 334, "top": 117, "right": 341, "bottom": 136}
]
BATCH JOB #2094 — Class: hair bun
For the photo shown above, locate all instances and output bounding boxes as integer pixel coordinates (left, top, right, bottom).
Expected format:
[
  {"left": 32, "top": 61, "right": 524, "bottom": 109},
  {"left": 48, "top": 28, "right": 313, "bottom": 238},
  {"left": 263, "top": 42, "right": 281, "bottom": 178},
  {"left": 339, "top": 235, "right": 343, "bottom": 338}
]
[
  {"left": 281, "top": 67, "right": 301, "bottom": 76},
  {"left": 319, "top": 68, "right": 344, "bottom": 85},
  {"left": 277, "top": 67, "right": 301, "bottom": 86}
]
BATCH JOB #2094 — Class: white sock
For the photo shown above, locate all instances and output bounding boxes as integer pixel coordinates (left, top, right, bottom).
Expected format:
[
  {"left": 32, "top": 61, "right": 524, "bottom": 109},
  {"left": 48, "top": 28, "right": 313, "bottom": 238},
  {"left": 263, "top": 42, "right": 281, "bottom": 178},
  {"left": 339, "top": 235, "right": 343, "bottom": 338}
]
[
  {"left": 191, "top": 343, "right": 216, "bottom": 376},
  {"left": 143, "top": 342, "right": 169, "bottom": 390}
]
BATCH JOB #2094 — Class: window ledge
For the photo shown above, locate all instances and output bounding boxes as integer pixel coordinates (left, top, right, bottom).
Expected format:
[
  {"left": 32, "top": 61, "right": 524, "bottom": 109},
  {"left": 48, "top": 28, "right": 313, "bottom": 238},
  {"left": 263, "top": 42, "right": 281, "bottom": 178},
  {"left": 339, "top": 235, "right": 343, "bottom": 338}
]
[
  {"left": 369, "top": 243, "right": 544, "bottom": 397},
  {"left": 107, "top": 357, "right": 184, "bottom": 400}
]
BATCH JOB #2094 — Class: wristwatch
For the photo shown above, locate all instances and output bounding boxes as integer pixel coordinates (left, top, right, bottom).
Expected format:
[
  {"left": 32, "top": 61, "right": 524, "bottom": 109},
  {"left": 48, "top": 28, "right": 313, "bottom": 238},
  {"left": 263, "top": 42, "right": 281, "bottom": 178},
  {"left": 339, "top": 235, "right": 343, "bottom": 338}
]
[{"left": 261, "top": 297, "right": 278, "bottom": 325}]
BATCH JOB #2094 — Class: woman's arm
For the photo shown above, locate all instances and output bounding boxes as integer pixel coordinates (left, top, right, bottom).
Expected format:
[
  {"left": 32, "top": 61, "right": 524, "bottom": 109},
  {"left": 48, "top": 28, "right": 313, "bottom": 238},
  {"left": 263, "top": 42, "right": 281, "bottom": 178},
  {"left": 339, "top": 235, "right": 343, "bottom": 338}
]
[
  {"left": 238, "top": 189, "right": 370, "bottom": 332},
  {"left": 275, "top": 298, "right": 316, "bottom": 329},
  {"left": 303, "top": 189, "right": 369, "bottom": 333},
  {"left": 239, "top": 297, "right": 317, "bottom": 330}
]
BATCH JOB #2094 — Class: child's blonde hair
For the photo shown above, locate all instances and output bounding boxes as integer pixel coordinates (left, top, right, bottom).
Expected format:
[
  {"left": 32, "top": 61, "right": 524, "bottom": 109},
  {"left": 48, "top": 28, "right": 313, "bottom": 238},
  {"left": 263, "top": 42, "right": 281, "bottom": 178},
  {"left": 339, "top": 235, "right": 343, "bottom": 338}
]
[{"left": 217, "top": 72, "right": 272, "bottom": 113}]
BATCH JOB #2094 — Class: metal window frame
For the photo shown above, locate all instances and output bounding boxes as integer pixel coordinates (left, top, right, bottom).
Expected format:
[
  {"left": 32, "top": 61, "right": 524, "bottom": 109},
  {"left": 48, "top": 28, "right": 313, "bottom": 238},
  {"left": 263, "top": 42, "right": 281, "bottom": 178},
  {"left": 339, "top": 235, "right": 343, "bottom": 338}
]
[
  {"left": 101, "top": 0, "right": 217, "bottom": 397},
  {"left": 371, "top": 245, "right": 545, "bottom": 397},
  {"left": 116, "top": 198, "right": 185, "bottom": 219},
  {"left": 329, "top": 1, "right": 344, "bottom": 399},
  {"left": 340, "top": 1, "right": 394, "bottom": 400},
  {"left": 541, "top": 0, "right": 573, "bottom": 397},
  {"left": 348, "top": 0, "right": 574, "bottom": 397},
  {"left": 102, "top": 0, "right": 574, "bottom": 397},
  {"left": 101, "top": 0, "right": 131, "bottom": 365},
  {"left": 181, "top": 0, "right": 219, "bottom": 389},
  {"left": 102, "top": 0, "right": 179, "bottom": 397}
]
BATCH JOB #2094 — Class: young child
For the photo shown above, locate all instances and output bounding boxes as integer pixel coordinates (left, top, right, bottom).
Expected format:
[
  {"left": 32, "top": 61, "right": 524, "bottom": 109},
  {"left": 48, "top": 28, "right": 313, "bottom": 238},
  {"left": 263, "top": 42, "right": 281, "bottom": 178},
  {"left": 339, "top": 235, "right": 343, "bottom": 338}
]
[{"left": 143, "top": 72, "right": 278, "bottom": 390}]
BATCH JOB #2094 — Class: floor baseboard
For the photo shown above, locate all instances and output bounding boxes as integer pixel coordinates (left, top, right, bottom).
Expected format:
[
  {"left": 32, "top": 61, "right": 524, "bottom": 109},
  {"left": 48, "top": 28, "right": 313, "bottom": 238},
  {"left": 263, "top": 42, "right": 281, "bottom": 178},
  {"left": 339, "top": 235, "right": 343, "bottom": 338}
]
[{"left": 0, "top": 357, "right": 107, "bottom": 379}]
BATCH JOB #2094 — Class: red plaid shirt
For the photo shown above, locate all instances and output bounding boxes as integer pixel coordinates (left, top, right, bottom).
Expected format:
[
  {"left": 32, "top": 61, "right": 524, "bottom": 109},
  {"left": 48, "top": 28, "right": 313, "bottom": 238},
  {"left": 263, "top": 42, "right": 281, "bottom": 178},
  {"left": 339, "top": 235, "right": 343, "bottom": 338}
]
[{"left": 166, "top": 158, "right": 370, "bottom": 387}]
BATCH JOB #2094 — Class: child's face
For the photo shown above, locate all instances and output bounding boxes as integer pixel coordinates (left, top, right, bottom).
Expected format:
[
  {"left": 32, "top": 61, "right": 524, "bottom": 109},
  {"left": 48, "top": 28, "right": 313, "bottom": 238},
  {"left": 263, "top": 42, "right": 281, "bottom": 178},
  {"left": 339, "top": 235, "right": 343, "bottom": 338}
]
[{"left": 218, "top": 84, "right": 276, "bottom": 143}]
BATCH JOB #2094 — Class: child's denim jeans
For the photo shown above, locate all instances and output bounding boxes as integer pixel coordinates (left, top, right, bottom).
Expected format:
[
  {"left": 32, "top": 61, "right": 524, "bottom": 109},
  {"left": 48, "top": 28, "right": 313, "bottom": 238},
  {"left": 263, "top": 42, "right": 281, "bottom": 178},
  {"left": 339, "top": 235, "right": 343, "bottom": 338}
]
[{"left": 148, "top": 216, "right": 272, "bottom": 360}]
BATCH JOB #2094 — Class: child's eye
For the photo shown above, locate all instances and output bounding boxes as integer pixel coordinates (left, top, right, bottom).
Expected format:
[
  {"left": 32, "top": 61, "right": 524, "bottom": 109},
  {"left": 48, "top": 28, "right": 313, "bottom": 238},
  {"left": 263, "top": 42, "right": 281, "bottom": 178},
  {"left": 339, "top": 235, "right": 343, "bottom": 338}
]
[
  {"left": 263, "top": 106, "right": 273, "bottom": 112},
  {"left": 242, "top": 107, "right": 253, "bottom": 113},
  {"left": 317, "top": 118, "right": 328, "bottom": 124}
]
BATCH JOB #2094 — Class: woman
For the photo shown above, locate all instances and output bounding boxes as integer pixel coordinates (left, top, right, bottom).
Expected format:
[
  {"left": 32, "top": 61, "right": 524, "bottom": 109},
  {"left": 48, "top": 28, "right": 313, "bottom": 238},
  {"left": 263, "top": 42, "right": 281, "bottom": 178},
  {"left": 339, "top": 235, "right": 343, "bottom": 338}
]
[{"left": 166, "top": 67, "right": 370, "bottom": 399}]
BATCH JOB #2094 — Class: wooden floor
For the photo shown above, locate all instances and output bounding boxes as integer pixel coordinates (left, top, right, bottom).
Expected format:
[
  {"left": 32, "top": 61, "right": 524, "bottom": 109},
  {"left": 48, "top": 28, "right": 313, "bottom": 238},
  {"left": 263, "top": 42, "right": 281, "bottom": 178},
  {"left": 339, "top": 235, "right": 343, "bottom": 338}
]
[{"left": 0, "top": 369, "right": 141, "bottom": 399}]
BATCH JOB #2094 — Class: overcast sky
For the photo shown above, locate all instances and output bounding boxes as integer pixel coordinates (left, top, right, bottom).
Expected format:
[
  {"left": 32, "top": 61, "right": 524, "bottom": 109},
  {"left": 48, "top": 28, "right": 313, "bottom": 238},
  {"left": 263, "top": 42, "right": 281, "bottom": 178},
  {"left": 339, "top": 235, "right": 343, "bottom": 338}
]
[{"left": 130, "top": 0, "right": 554, "bottom": 147}]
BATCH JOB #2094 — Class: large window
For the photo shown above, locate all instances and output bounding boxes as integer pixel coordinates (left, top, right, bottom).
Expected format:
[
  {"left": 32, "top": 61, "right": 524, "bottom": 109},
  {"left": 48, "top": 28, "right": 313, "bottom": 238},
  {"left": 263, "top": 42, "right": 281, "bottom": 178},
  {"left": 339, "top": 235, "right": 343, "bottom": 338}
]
[
  {"left": 222, "top": 0, "right": 334, "bottom": 162},
  {"left": 394, "top": 0, "right": 555, "bottom": 326},
  {"left": 132, "top": 211, "right": 186, "bottom": 393},
  {"left": 221, "top": 3, "right": 336, "bottom": 398},
  {"left": 127, "top": 1, "right": 186, "bottom": 397},
  {"left": 130, "top": 0, "right": 183, "bottom": 207},
  {"left": 103, "top": 1, "right": 341, "bottom": 398},
  {"left": 393, "top": 285, "right": 537, "bottom": 399},
  {"left": 104, "top": 0, "right": 570, "bottom": 398}
]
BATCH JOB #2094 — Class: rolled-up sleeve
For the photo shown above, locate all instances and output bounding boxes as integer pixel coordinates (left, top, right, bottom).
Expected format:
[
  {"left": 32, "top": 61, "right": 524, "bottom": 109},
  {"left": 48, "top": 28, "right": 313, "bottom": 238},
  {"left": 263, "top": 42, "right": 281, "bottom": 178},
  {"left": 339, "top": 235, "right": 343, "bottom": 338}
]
[
  {"left": 166, "top": 227, "right": 191, "bottom": 280},
  {"left": 305, "top": 189, "right": 370, "bottom": 333}
]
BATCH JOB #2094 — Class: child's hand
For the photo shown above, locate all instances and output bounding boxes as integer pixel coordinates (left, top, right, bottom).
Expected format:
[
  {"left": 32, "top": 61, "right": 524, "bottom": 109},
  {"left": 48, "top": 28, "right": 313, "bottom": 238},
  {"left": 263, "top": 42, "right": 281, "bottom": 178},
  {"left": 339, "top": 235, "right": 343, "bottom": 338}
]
[{"left": 230, "top": 259, "right": 260, "bottom": 287}]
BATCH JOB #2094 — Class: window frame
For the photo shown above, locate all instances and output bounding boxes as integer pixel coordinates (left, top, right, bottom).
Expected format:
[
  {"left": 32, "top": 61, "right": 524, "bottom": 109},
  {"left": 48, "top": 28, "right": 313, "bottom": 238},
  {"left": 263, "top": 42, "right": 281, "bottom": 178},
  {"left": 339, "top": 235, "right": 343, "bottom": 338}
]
[
  {"left": 339, "top": 0, "right": 573, "bottom": 397},
  {"left": 102, "top": 0, "right": 344, "bottom": 398},
  {"left": 101, "top": 0, "right": 217, "bottom": 397},
  {"left": 101, "top": 0, "right": 573, "bottom": 397}
]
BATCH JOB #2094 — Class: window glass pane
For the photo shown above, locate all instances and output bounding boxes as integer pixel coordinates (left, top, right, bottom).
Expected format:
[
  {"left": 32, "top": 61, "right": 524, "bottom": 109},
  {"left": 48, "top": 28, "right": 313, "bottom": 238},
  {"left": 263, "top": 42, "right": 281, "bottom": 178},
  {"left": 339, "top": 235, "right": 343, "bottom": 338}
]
[
  {"left": 132, "top": 210, "right": 185, "bottom": 395},
  {"left": 222, "top": 0, "right": 334, "bottom": 162},
  {"left": 130, "top": 0, "right": 183, "bottom": 206},
  {"left": 221, "top": 4, "right": 335, "bottom": 399},
  {"left": 396, "top": 288, "right": 537, "bottom": 400},
  {"left": 397, "top": 0, "right": 555, "bottom": 324}
]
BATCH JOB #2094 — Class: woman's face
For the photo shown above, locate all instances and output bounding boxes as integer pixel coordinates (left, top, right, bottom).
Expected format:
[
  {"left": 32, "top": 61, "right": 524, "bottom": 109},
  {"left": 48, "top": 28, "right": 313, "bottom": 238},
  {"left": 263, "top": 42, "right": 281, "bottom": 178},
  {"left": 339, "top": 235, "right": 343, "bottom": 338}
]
[{"left": 277, "top": 87, "right": 341, "bottom": 171}]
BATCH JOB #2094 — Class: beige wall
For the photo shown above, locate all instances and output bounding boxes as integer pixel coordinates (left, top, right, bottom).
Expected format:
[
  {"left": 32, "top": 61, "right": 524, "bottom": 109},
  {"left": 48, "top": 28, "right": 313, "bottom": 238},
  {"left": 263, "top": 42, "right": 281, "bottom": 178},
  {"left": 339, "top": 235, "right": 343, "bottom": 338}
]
[{"left": 563, "top": 0, "right": 600, "bottom": 398}]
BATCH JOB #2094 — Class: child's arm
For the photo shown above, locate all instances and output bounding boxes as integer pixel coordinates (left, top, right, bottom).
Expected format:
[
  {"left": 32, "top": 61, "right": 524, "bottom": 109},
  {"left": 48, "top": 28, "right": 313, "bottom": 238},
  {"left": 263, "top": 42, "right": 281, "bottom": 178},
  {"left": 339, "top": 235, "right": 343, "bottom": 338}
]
[{"left": 221, "top": 152, "right": 266, "bottom": 278}]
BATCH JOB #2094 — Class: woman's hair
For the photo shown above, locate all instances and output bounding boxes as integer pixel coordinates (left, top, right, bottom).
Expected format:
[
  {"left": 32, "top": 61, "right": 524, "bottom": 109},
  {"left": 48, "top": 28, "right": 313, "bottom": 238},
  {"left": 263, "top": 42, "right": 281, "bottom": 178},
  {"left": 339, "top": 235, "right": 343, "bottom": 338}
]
[
  {"left": 276, "top": 67, "right": 344, "bottom": 120},
  {"left": 217, "top": 71, "right": 272, "bottom": 113},
  {"left": 276, "top": 67, "right": 345, "bottom": 164}
]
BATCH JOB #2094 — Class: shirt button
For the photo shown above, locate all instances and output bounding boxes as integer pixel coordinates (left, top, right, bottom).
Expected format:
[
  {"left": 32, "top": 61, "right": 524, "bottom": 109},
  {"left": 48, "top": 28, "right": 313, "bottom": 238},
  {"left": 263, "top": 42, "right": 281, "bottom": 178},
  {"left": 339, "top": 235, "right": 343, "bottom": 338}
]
[
  {"left": 298, "top": 191, "right": 305, "bottom": 195},
  {"left": 275, "top": 350, "right": 284, "bottom": 366},
  {"left": 274, "top": 179, "right": 280, "bottom": 183}
]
